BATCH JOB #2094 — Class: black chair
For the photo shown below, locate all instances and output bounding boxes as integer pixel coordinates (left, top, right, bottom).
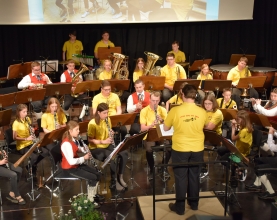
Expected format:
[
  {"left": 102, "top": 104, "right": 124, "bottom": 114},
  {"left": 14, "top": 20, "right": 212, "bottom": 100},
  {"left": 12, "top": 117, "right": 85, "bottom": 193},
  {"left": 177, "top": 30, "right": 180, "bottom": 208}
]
[
  {"left": 48, "top": 142, "right": 83, "bottom": 205},
  {"left": 250, "top": 128, "right": 264, "bottom": 158},
  {"left": 4, "top": 127, "right": 16, "bottom": 151}
]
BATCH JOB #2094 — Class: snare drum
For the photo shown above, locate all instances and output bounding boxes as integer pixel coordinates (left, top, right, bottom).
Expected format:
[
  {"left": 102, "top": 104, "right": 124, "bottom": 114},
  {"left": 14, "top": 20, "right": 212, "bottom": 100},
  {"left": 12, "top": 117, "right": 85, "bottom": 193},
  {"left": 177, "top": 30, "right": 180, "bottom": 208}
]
[
  {"left": 249, "top": 67, "right": 277, "bottom": 90},
  {"left": 210, "top": 64, "right": 235, "bottom": 80}
]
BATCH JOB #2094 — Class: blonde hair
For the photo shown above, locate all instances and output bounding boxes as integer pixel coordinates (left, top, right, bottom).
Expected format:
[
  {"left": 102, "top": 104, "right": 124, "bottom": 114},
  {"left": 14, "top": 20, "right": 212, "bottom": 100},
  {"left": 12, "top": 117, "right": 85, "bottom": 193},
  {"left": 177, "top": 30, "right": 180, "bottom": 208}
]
[
  {"left": 45, "top": 97, "right": 65, "bottom": 125},
  {"left": 62, "top": 121, "right": 79, "bottom": 141},
  {"left": 15, "top": 104, "right": 28, "bottom": 122}
]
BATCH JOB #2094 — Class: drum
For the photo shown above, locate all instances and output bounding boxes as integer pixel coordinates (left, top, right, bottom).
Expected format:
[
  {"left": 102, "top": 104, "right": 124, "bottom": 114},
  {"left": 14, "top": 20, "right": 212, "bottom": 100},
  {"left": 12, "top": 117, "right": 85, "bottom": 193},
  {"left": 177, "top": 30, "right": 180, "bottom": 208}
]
[
  {"left": 210, "top": 64, "right": 235, "bottom": 80},
  {"left": 249, "top": 67, "right": 277, "bottom": 90}
]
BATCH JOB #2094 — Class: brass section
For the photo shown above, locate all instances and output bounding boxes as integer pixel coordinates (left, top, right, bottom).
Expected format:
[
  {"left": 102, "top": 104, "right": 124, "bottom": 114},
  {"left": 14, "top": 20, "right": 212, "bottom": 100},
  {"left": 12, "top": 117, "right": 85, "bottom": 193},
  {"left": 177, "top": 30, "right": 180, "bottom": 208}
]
[
  {"left": 143, "top": 51, "right": 162, "bottom": 75},
  {"left": 72, "top": 63, "right": 89, "bottom": 97}
]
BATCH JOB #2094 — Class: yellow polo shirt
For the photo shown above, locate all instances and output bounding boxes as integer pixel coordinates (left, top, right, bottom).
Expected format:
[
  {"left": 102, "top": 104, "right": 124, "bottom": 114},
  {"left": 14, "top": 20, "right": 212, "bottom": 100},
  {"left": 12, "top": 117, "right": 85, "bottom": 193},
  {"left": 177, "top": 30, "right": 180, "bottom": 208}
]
[
  {"left": 205, "top": 109, "right": 223, "bottom": 135},
  {"left": 217, "top": 98, "right": 237, "bottom": 109},
  {"left": 168, "top": 94, "right": 184, "bottom": 105},
  {"left": 197, "top": 73, "right": 213, "bottom": 88},
  {"left": 41, "top": 113, "right": 67, "bottom": 132},
  {"left": 236, "top": 128, "right": 252, "bottom": 156},
  {"left": 227, "top": 66, "right": 251, "bottom": 86},
  {"left": 133, "top": 70, "right": 143, "bottom": 82},
  {"left": 62, "top": 40, "right": 83, "bottom": 61},
  {"left": 94, "top": 40, "right": 115, "bottom": 53},
  {"left": 92, "top": 92, "right": 121, "bottom": 116},
  {"left": 12, "top": 119, "right": 33, "bottom": 150},
  {"left": 160, "top": 64, "right": 187, "bottom": 87},
  {"left": 87, "top": 118, "right": 111, "bottom": 149},
  {"left": 168, "top": 50, "right": 186, "bottom": 63},
  {"left": 164, "top": 102, "right": 207, "bottom": 152},
  {"left": 99, "top": 70, "right": 112, "bottom": 80}
]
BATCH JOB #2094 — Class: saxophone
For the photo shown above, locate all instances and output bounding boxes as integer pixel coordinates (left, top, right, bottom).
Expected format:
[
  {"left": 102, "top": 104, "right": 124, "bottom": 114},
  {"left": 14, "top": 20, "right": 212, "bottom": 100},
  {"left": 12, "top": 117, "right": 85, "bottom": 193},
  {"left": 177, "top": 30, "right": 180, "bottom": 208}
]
[
  {"left": 0, "top": 149, "right": 10, "bottom": 170},
  {"left": 78, "top": 135, "right": 102, "bottom": 174},
  {"left": 105, "top": 118, "right": 115, "bottom": 149}
]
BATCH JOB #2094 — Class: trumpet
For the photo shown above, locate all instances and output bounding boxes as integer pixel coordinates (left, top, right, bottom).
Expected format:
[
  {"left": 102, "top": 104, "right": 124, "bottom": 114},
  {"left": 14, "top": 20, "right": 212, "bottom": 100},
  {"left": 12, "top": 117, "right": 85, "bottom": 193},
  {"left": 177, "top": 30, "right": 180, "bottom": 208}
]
[
  {"left": 0, "top": 149, "right": 10, "bottom": 170},
  {"left": 78, "top": 135, "right": 102, "bottom": 174},
  {"left": 105, "top": 118, "right": 115, "bottom": 149}
]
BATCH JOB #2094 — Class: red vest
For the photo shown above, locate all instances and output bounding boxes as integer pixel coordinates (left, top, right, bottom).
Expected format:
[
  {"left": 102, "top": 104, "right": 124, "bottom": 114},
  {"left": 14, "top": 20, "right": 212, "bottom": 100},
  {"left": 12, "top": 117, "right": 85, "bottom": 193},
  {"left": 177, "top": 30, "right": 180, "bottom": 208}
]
[
  {"left": 64, "top": 69, "right": 78, "bottom": 86},
  {"left": 61, "top": 137, "right": 79, "bottom": 169},
  {"left": 28, "top": 73, "right": 47, "bottom": 85},
  {"left": 131, "top": 92, "right": 150, "bottom": 112}
]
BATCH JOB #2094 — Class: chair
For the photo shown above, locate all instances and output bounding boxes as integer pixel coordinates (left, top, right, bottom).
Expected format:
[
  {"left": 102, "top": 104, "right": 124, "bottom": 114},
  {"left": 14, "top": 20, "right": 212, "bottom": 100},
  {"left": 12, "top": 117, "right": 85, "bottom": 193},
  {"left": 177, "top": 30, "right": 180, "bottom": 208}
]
[
  {"left": 4, "top": 127, "right": 16, "bottom": 152},
  {"left": 49, "top": 142, "right": 83, "bottom": 205},
  {"left": 250, "top": 128, "right": 264, "bottom": 158}
]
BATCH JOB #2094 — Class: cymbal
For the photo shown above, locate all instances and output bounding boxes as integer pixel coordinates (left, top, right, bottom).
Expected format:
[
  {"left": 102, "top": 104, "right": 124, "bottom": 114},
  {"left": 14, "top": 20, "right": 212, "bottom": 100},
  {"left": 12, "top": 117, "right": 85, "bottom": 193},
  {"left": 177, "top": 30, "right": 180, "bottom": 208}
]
[
  {"left": 177, "top": 62, "right": 189, "bottom": 67},
  {"left": 59, "top": 61, "right": 68, "bottom": 65}
]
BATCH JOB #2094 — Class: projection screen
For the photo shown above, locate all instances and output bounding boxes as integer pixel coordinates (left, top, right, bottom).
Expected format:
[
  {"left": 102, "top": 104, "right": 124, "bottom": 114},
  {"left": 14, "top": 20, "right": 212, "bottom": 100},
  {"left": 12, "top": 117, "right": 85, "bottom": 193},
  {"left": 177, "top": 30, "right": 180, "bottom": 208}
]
[{"left": 0, "top": 0, "right": 254, "bottom": 24}]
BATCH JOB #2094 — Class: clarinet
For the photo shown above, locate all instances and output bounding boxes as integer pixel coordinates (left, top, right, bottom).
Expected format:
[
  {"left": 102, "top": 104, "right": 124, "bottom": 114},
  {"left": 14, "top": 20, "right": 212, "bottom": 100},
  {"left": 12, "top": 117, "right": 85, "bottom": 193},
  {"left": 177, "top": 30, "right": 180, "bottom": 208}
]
[
  {"left": 105, "top": 118, "right": 115, "bottom": 148},
  {"left": 54, "top": 111, "right": 58, "bottom": 129},
  {"left": 25, "top": 117, "right": 41, "bottom": 153},
  {"left": 0, "top": 149, "right": 10, "bottom": 169},
  {"left": 78, "top": 135, "right": 102, "bottom": 174},
  {"left": 154, "top": 104, "right": 159, "bottom": 123}
]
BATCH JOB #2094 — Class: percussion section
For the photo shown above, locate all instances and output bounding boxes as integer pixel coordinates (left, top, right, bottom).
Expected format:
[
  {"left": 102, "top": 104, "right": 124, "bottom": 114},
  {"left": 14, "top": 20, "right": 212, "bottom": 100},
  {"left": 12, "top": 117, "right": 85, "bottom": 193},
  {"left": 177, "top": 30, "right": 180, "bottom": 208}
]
[
  {"left": 210, "top": 64, "right": 235, "bottom": 80},
  {"left": 249, "top": 67, "right": 277, "bottom": 90}
]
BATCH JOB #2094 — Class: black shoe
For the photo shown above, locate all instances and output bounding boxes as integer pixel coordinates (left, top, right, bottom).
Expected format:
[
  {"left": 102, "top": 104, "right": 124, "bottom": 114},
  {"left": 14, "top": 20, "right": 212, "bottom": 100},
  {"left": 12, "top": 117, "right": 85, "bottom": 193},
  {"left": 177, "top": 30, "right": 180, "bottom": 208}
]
[
  {"left": 94, "top": 194, "right": 105, "bottom": 203},
  {"left": 168, "top": 203, "right": 184, "bottom": 215},
  {"left": 187, "top": 200, "right": 198, "bottom": 210},
  {"left": 258, "top": 191, "right": 277, "bottom": 200},
  {"left": 245, "top": 184, "right": 262, "bottom": 191}
]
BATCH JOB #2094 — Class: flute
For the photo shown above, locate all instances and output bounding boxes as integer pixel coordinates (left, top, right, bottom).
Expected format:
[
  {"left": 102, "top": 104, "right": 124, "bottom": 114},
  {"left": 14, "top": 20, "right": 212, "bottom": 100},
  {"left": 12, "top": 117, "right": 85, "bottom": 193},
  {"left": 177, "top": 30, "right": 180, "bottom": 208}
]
[
  {"left": 244, "top": 99, "right": 270, "bottom": 103},
  {"left": 78, "top": 135, "right": 102, "bottom": 174}
]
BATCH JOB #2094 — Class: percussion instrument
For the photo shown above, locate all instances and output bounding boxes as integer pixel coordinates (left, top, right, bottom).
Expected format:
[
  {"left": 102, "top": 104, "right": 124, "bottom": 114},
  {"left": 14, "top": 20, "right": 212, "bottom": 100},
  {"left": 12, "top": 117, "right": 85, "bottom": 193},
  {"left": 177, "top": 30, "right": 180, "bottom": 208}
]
[
  {"left": 72, "top": 54, "right": 94, "bottom": 66},
  {"left": 59, "top": 61, "right": 68, "bottom": 65},
  {"left": 249, "top": 67, "right": 277, "bottom": 90},
  {"left": 210, "top": 64, "right": 235, "bottom": 80},
  {"left": 177, "top": 62, "right": 189, "bottom": 67}
]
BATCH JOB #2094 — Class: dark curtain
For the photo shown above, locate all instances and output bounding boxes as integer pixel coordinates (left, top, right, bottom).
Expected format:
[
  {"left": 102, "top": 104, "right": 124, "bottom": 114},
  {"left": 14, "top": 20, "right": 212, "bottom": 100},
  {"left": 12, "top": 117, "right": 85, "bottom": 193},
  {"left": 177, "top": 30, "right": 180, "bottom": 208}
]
[{"left": 0, "top": 0, "right": 276, "bottom": 78}]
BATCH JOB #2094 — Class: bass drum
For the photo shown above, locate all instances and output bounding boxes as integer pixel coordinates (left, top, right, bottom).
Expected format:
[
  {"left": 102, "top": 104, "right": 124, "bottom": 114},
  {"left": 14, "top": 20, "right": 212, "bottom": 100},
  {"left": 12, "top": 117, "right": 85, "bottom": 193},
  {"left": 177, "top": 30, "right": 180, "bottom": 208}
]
[
  {"left": 95, "top": 66, "right": 104, "bottom": 80},
  {"left": 249, "top": 67, "right": 277, "bottom": 90},
  {"left": 210, "top": 64, "right": 235, "bottom": 80}
]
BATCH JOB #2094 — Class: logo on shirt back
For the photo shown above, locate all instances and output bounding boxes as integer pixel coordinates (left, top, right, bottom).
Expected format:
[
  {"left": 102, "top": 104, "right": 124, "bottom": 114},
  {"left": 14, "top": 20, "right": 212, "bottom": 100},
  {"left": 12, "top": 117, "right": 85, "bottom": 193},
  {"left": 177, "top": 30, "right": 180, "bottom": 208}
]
[{"left": 181, "top": 114, "right": 199, "bottom": 122}]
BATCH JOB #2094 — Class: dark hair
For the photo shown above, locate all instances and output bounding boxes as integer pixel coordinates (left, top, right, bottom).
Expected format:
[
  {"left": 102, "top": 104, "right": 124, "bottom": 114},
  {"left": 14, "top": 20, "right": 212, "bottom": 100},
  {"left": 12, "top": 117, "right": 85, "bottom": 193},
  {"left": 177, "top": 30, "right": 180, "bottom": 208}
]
[
  {"left": 15, "top": 104, "right": 28, "bottom": 122},
  {"left": 45, "top": 97, "right": 65, "bottom": 125},
  {"left": 134, "top": 79, "right": 144, "bottom": 86},
  {"left": 182, "top": 84, "right": 197, "bottom": 99},
  {"left": 62, "top": 120, "right": 79, "bottom": 141},
  {"left": 202, "top": 94, "right": 219, "bottom": 112},
  {"left": 69, "top": 30, "right": 77, "bottom": 36},
  {"left": 237, "top": 110, "right": 253, "bottom": 133},
  {"left": 101, "top": 80, "right": 111, "bottom": 88},
  {"left": 172, "top": 41, "right": 179, "bottom": 46},
  {"left": 166, "top": 52, "right": 175, "bottom": 59},
  {"left": 134, "top": 58, "right": 145, "bottom": 72},
  {"left": 95, "top": 103, "right": 109, "bottom": 125},
  {"left": 222, "top": 88, "right": 232, "bottom": 94},
  {"left": 177, "top": 82, "right": 188, "bottom": 98},
  {"left": 102, "top": 30, "right": 109, "bottom": 35}
]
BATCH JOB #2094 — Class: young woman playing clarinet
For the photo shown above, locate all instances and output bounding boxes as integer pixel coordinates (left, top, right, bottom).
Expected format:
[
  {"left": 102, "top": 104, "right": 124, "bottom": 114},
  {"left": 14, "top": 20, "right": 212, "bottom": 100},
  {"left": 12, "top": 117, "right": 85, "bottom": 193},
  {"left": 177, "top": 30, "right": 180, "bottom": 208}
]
[
  {"left": 12, "top": 104, "right": 48, "bottom": 178},
  {"left": 87, "top": 103, "right": 128, "bottom": 191},
  {"left": 0, "top": 150, "right": 25, "bottom": 204},
  {"left": 61, "top": 121, "right": 100, "bottom": 205}
]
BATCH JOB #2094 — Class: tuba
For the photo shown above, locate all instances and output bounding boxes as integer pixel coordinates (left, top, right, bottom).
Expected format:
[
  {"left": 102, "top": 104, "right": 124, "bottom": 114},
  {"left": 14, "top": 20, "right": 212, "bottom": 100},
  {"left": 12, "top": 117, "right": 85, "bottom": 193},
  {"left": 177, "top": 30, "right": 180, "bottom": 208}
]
[
  {"left": 71, "top": 63, "right": 89, "bottom": 97},
  {"left": 244, "top": 65, "right": 249, "bottom": 77},
  {"left": 143, "top": 51, "right": 162, "bottom": 75}
]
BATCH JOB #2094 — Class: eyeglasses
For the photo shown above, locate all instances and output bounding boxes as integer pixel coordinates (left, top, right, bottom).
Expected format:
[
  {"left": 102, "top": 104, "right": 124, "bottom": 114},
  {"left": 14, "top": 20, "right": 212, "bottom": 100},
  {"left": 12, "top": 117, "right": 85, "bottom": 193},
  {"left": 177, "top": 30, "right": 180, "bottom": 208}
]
[
  {"left": 166, "top": 58, "right": 174, "bottom": 61},
  {"left": 102, "top": 88, "right": 111, "bottom": 92},
  {"left": 204, "top": 102, "right": 213, "bottom": 105}
]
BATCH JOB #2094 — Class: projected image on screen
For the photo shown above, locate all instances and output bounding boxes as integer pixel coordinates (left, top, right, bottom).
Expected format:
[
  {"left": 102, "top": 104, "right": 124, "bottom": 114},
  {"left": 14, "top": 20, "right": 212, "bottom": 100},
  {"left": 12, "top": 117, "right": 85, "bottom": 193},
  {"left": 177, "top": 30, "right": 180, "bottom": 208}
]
[{"left": 0, "top": 0, "right": 254, "bottom": 24}]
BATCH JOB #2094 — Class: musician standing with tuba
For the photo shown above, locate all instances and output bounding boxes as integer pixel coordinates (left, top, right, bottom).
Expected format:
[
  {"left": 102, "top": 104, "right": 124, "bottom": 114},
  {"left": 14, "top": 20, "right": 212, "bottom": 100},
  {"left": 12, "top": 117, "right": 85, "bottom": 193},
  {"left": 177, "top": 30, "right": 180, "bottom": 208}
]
[
  {"left": 17, "top": 61, "right": 52, "bottom": 120},
  {"left": 164, "top": 84, "right": 207, "bottom": 215},
  {"left": 160, "top": 52, "right": 186, "bottom": 103}
]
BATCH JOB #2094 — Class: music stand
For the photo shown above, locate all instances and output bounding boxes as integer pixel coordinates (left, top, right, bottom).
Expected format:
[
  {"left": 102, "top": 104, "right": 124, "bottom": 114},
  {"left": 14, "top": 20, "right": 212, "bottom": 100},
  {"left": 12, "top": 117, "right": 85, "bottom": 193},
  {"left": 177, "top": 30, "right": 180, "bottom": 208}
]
[
  {"left": 0, "top": 92, "right": 16, "bottom": 109},
  {"left": 249, "top": 112, "right": 272, "bottom": 128},
  {"left": 73, "top": 80, "right": 102, "bottom": 95},
  {"left": 107, "top": 79, "right": 130, "bottom": 93},
  {"left": 229, "top": 54, "right": 256, "bottom": 67},
  {"left": 173, "top": 79, "right": 200, "bottom": 91},
  {"left": 44, "top": 83, "right": 72, "bottom": 98},
  {"left": 98, "top": 47, "right": 122, "bottom": 61},
  {"left": 109, "top": 113, "right": 137, "bottom": 128},
  {"left": 220, "top": 109, "right": 238, "bottom": 121},
  {"left": 7, "top": 62, "right": 32, "bottom": 79},
  {"left": 139, "top": 76, "right": 165, "bottom": 91},
  {"left": 237, "top": 76, "right": 267, "bottom": 89},
  {"left": 203, "top": 80, "right": 232, "bottom": 98},
  {"left": 35, "top": 60, "right": 58, "bottom": 73},
  {"left": 189, "top": 59, "right": 212, "bottom": 72}
]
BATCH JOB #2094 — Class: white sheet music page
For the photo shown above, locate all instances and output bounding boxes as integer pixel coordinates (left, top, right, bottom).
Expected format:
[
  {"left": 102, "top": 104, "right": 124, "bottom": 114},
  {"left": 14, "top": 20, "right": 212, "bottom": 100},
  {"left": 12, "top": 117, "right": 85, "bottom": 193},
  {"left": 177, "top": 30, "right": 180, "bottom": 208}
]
[
  {"left": 101, "top": 140, "right": 125, "bottom": 168},
  {"left": 159, "top": 124, "right": 174, "bottom": 136}
]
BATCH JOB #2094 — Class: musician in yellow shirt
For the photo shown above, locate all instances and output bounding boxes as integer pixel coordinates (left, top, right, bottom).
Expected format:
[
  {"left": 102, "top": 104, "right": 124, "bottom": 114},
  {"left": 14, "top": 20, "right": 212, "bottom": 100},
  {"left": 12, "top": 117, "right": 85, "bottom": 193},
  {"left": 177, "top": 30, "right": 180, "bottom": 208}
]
[
  {"left": 217, "top": 88, "right": 238, "bottom": 109},
  {"left": 160, "top": 52, "right": 187, "bottom": 103},
  {"left": 164, "top": 84, "right": 207, "bottom": 215},
  {"left": 133, "top": 58, "right": 145, "bottom": 82},
  {"left": 98, "top": 60, "right": 112, "bottom": 80},
  {"left": 197, "top": 64, "right": 213, "bottom": 104},
  {"left": 94, "top": 31, "right": 115, "bottom": 64},
  {"left": 140, "top": 91, "right": 168, "bottom": 180},
  {"left": 165, "top": 82, "right": 187, "bottom": 112},
  {"left": 62, "top": 30, "right": 83, "bottom": 63},
  {"left": 168, "top": 41, "right": 186, "bottom": 63}
]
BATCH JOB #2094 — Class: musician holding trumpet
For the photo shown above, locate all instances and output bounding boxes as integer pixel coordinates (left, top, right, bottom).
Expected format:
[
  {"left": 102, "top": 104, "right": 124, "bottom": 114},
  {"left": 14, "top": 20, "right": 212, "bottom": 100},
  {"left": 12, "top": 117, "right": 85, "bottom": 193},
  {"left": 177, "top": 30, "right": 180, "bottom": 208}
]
[
  {"left": 88, "top": 103, "right": 128, "bottom": 191},
  {"left": 17, "top": 62, "right": 52, "bottom": 120}
]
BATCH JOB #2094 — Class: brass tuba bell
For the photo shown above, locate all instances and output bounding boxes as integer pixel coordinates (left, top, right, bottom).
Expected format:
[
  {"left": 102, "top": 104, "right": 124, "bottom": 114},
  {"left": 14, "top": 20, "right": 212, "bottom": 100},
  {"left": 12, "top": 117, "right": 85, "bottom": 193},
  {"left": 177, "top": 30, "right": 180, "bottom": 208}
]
[
  {"left": 143, "top": 51, "right": 162, "bottom": 75},
  {"left": 71, "top": 63, "right": 89, "bottom": 98}
]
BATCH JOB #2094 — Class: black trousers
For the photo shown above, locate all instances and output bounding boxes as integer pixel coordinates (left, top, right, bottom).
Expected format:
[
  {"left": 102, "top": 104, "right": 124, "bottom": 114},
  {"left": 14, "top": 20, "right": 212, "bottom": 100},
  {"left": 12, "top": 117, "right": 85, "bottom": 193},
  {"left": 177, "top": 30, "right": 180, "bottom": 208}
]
[
  {"left": 254, "top": 156, "right": 277, "bottom": 176},
  {"left": 18, "top": 144, "right": 48, "bottom": 167},
  {"left": 171, "top": 149, "right": 204, "bottom": 214},
  {"left": 64, "top": 164, "right": 100, "bottom": 186},
  {"left": 91, "top": 144, "right": 128, "bottom": 180},
  {"left": 63, "top": 93, "right": 88, "bottom": 111}
]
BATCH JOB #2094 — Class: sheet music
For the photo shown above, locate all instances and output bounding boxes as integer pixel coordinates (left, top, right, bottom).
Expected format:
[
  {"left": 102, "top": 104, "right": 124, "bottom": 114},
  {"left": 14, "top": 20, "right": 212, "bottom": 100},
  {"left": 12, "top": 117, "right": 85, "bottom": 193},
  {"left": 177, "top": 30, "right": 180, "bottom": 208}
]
[
  {"left": 101, "top": 139, "right": 125, "bottom": 168},
  {"left": 159, "top": 124, "right": 174, "bottom": 136}
]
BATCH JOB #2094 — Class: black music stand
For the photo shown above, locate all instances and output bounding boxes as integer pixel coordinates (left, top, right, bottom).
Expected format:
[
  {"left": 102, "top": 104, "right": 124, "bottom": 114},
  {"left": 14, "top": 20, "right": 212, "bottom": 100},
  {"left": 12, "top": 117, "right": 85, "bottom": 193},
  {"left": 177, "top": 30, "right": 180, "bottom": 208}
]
[
  {"left": 107, "top": 79, "right": 130, "bottom": 94},
  {"left": 203, "top": 80, "right": 232, "bottom": 98},
  {"left": 173, "top": 79, "right": 201, "bottom": 91},
  {"left": 98, "top": 47, "right": 122, "bottom": 61},
  {"left": 139, "top": 76, "right": 165, "bottom": 91},
  {"left": 109, "top": 113, "right": 137, "bottom": 128},
  {"left": 7, "top": 61, "right": 32, "bottom": 79},
  {"left": 229, "top": 54, "right": 256, "bottom": 67}
]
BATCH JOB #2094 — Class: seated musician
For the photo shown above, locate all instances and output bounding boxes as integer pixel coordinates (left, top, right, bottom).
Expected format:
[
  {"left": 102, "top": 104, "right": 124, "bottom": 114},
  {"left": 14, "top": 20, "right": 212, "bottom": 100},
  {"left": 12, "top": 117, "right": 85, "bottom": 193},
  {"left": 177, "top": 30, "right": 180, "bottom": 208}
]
[
  {"left": 133, "top": 58, "right": 145, "bottom": 83},
  {"left": 251, "top": 88, "right": 277, "bottom": 116},
  {"left": 98, "top": 60, "right": 112, "bottom": 80},
  {"left": 12, "top": 104, "right": 48, "bottom": 179},
  {"left": 168, "top": 41, "right": 186, "bottom": 63},
  {"left": 0, "top": 151, "right": 25, "bottom": 205},
  {"left": 17, "top": 61, "right": 52, "bottom": 119},
  {"left": 160, "top": 52, "right": 187, "bottom": 103},
  {"left": 227, "top": 56, "right": 259, "bottom": 106},
  {"left": 165, "top": 82, "right": 186, "bottom": 112},
  {"left": 88, "top": 103, "right": 128, "bottom": 191},
  {"left": 61, "top": 120, "right": 101, "bottom": 205},
  {"left": 202, "top": 94, "right": 223, "bottom": 135},
  {"left": 60, "top": 59, "right": 87, "bottom": 119},
  {"left": 127, "top": 79, "right": 150, "bottom": 135},
  {"left": 140, "top": 91, "right": 168, "bottom": 180},
  {"left": 41, "top": 98, "right": 67, "bottom": 150},
  {"left": 217, "top": 110, "right": 253, "bottom": 181},
  {"left": 245, "top": 126, "right": 277, "bottom": 199},
  {"left": 92, "top": 80, "right": 127, "bottom": 139},
  {"left": 94, "top": 31, "right": 115, "bottom": 65},
  {"left": 197, "top": 64, "right": 213, "bottom": 104},
  {"left": 217, "top": 88, "right": 238, "bottom": 109}
]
